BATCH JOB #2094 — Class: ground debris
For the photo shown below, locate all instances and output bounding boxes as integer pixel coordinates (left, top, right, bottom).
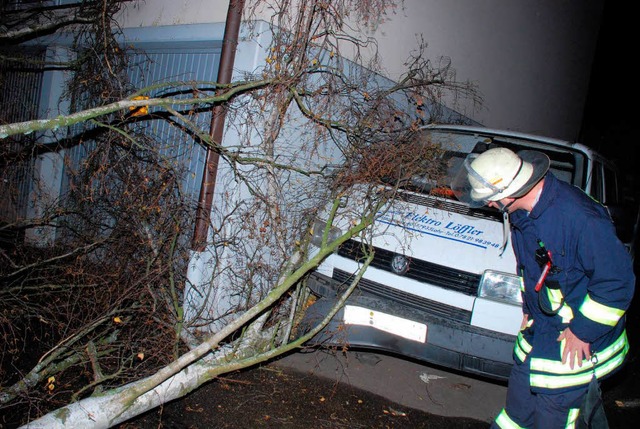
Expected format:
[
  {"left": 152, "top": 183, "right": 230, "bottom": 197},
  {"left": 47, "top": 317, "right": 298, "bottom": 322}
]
[
  {"left": 614, "top": 399, "right": 640, "bottom": 408},
  {"left": 119, "top": 363, "right": 490, "bottom": 429}
]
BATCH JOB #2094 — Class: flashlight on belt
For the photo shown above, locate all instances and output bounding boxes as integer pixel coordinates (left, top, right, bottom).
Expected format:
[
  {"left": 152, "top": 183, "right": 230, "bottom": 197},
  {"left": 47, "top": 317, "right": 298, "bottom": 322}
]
[{"left": 534, "top": 240, "right": 552, "bottom": 292}]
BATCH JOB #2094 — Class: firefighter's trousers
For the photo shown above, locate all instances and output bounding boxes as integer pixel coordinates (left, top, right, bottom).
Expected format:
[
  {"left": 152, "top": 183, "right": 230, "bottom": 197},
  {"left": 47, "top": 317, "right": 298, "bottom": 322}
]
[{"left": 490, "top": 358, "right": 588, "bottom": 429}]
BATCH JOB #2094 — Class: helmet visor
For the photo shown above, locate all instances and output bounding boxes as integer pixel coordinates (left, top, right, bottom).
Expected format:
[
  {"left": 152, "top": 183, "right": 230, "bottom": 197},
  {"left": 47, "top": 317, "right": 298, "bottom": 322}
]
[
  {"left": 450, "top": 153, "right": 514, "bottom": 207},
  {"left": 450, "top": 149, "right": 549, "bottom": 208}
]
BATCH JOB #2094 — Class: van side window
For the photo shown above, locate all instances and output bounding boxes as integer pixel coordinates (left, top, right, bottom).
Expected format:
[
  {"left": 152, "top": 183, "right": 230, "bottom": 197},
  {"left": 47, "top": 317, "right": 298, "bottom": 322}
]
[
  {"left": 591, "top": 161, "right": 604, "bottom": 203},
  {"left": 603, "top": 166, "right": 619, "bottom": 206}
]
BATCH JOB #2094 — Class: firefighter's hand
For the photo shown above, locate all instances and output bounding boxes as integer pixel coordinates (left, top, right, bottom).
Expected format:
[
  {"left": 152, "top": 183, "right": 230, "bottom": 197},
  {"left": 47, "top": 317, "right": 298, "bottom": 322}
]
[
  {"left": 520, "top": 314, "right": 531, "bottom": 331},
  {"left": 557, "top": 327, "right": 591, "bottom": 369}
]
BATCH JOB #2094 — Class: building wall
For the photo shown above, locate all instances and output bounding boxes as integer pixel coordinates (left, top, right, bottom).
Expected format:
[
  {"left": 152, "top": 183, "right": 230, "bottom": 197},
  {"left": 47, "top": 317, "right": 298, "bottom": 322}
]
[
  {"left": 117, "top": 0, "right": 604, "bottom": 142},
  {"left": 373, "top": 0, "right": 604, "bottom": 141}
]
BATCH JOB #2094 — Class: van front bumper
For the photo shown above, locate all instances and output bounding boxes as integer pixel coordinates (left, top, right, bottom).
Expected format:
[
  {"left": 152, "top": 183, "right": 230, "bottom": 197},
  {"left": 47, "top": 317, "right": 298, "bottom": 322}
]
[{"left": 299, "top": 272, "right": 516, "bottom": 382}]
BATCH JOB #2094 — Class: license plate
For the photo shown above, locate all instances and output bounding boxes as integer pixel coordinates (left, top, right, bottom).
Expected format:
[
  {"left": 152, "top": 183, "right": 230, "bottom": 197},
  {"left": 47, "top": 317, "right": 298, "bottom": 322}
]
[{"left": 343, "top": 305, "right": 427, "bottom": 343}]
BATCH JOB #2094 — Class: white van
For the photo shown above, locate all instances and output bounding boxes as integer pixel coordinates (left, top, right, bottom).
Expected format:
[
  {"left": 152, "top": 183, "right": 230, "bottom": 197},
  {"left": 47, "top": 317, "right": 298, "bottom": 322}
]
[{"left": 300, "top": 124, "right": 638, "bottom": 381}]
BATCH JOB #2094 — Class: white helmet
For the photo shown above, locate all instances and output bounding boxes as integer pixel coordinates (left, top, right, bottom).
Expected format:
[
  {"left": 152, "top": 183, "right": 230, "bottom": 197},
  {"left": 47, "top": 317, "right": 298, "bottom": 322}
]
[{"left": 451, "top": 147, "right": 550, "bottom": 207}]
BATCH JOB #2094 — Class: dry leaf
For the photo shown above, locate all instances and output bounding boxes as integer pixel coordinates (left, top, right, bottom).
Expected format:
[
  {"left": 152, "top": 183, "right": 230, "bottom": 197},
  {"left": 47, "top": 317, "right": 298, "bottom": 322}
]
[
  {"left": 129, "top": 96, "right": 150, "bottom": 117},
  {"left": 389, "top": 407, "right": 407, "bottom": 417}
]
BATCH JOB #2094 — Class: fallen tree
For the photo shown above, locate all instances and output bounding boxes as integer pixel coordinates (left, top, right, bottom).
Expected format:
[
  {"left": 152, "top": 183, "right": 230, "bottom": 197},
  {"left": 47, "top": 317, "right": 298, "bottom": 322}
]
[
  {"left": 22, "top": 212, "right": 375, "bottom": 428},
  {"left": 1, "top": 1, "right": 480, "bottom": 427}
]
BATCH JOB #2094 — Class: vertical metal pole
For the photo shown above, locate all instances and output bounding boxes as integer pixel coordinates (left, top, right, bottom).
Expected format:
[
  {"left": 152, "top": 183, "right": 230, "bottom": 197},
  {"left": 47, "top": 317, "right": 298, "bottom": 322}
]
[{"left": 191, "top": 0, "right": 245, "bottom": 251}]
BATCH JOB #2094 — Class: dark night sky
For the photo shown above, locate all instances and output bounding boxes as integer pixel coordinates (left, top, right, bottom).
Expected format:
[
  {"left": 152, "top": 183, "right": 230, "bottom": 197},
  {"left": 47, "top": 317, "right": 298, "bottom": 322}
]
[{"left": 580, "top": 4, "right": 633, "bottom": 174}]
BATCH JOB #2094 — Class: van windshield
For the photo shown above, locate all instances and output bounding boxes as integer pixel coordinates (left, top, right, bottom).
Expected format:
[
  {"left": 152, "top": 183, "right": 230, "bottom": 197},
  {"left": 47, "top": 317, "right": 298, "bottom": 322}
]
[{"left": 396, "top": 129, "right": 587, "bottom": 201}]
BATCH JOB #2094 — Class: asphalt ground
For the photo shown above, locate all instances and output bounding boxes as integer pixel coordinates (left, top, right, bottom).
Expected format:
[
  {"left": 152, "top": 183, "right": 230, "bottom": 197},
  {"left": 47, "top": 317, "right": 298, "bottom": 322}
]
[{"left": 275, "top": 348, "right": 507, "bottom": 424}]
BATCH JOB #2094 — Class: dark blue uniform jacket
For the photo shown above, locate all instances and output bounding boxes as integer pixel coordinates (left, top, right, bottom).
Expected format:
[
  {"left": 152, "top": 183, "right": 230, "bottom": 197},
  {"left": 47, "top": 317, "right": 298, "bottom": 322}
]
[{"left": 509, "top": 172, "right": 635, "bottom": 392}]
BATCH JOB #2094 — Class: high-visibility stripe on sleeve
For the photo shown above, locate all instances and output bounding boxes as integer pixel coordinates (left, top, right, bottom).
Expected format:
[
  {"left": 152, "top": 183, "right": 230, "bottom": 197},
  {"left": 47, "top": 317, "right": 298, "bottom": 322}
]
[
  {"left": 545, "top": 287, "right": 574, "bottom": 323},
  {"left": 514, "top": 331, "right": 532, "bottom": 362},
  {"left": 579, "top": 294, "right": 625, "bottom": 326}
]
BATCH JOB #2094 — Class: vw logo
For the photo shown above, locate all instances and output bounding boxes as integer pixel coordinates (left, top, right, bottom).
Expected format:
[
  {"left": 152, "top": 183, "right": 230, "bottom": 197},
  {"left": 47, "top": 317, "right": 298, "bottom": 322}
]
[{"left": 391, "top": 255, "right": 410, "bottom": 275}]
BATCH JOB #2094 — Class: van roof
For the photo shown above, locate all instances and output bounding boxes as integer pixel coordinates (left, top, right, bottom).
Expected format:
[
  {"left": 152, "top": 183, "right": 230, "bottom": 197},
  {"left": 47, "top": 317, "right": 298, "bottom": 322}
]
[{"left": 422, "top": 124, "right": 598, "bottom": 160}]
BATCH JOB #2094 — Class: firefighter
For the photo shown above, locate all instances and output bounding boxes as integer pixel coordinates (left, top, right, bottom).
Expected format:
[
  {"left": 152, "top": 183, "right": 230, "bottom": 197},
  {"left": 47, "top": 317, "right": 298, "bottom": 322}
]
[{"left": 453, "top": 147, "right": 635, "bottom": 428}]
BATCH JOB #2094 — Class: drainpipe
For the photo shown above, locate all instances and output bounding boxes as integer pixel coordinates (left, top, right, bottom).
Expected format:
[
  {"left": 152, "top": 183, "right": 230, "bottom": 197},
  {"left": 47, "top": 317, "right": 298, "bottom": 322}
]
[{"left": 191, "top": 0, "right": 245, "bottom": 251}]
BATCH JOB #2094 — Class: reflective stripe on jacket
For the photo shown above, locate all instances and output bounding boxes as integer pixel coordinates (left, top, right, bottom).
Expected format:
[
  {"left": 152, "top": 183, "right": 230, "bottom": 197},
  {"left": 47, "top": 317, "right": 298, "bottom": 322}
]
[{"left": 509, "top": 172, "right": 635, "bottom": 394}]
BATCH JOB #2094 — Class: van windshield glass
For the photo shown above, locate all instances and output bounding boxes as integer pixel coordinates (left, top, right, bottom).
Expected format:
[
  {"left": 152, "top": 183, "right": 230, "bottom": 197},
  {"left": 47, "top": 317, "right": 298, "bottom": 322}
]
[
  {"left": 401, "top": 150, "right": 466, "bottom": 198},
  {"left": 392, "top": 129, "right": 587, "bottom": 200}
]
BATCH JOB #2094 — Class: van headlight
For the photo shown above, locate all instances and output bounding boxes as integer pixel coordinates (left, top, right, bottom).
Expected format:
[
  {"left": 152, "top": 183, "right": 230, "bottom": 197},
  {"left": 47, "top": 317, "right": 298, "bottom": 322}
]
[
  {"left": 477, "top": 270, "right": 523, "bottom": 305},
  {"left": 311, "top": 219, "right": 343, "bottom": 248}
]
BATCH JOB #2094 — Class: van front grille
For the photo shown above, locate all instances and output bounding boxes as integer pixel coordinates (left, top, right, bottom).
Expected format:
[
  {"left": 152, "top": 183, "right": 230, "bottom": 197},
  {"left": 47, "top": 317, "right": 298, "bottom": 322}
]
[
  {"left": 395, "top": 190, "right": 503, "bottom": 222},
  {"left": 332, "top": 269, "right": 472, "bottom": 324},
  {"left": 337, "top": 239, "right": 481, "bottom": 296}
]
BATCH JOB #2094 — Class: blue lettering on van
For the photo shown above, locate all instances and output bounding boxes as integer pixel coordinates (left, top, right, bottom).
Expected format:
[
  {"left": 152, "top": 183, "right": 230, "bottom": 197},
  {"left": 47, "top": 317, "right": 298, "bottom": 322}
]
[
  {"left": 375, "top": 210, "right": 497, "bottom": 249},
  {"left": 405, "top": 212, "right": 442, "bottom": 226},
  {"left": 444, "top": 221, "right": 483, "bottom": 236}
]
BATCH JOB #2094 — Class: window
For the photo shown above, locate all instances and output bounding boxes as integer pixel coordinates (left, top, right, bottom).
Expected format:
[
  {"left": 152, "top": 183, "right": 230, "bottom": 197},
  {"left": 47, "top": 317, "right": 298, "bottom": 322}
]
[
  {"left": 603, "top": 165, "right": 619, "bottom": 206},
  {"left": 590, "top": 161, "right": 604, "bottom": 203}
]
